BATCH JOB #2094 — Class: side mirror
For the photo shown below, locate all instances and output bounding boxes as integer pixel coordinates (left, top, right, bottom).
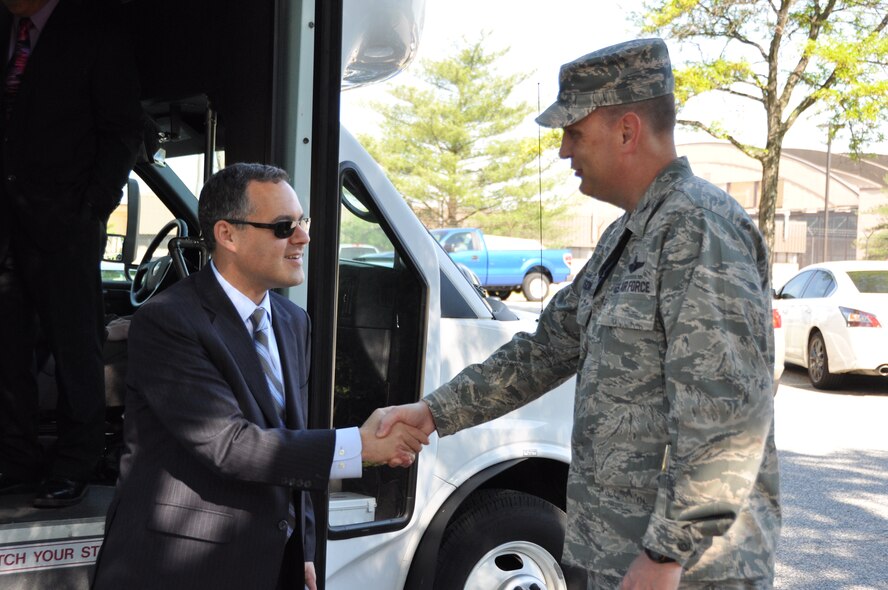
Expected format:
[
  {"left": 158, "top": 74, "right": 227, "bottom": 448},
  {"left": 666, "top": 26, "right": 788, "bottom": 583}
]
[
  {"left": 103, "top": 234, "right": 126, "bottom": 262},
  {"left": 102, "top": 179, "right": 141, "bottom": 273}
]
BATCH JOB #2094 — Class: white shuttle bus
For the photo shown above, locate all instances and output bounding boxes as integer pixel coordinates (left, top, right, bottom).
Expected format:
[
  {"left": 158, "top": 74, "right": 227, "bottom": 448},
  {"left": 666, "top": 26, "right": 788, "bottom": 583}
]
[{"left": 0, "top": 2, "right": 575, "bottom": 588}]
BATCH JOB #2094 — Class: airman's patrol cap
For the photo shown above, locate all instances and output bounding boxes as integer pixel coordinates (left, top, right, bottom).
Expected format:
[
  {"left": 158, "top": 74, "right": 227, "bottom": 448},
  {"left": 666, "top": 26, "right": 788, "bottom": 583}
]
[{"left": 536, "top": 38, "right": 674, "bottom": 128}]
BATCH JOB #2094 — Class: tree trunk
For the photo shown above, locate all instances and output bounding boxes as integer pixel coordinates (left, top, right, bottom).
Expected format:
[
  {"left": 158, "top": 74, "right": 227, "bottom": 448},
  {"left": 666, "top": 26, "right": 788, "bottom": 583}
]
[{"left": 757, "top": 138, "right": 783, "bottom": 273}]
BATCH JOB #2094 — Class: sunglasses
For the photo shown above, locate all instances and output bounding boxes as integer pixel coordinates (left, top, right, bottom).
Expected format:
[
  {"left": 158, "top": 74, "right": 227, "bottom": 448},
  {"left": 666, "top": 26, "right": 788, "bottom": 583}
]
[{"left": 224, "top": 217, "right": 311, "bottom": 239}]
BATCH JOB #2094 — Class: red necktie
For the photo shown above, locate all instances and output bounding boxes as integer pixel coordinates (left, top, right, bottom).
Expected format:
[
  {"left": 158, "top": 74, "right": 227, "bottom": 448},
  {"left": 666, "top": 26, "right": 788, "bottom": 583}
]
[{"left": 4, "top": 17, "right": 32, "bottom": 120}]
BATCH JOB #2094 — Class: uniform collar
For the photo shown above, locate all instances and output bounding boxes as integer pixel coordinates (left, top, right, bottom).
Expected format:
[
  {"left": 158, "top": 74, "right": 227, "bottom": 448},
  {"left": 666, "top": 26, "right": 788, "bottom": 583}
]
[{"left": 625, "top": 157, "right": 694, "bottom": 237}]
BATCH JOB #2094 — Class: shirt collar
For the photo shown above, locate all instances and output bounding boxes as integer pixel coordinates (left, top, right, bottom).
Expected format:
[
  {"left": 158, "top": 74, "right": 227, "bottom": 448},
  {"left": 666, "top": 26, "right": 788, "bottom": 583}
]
[
  {"left": 625, "top": 156, "right": 694, "bottom": 237},
  {"left": 211, "top": 261, "right": 273, "bottom": 329},
  {"left": 19, "top": 0, "right": 59, "bottom": 33}
]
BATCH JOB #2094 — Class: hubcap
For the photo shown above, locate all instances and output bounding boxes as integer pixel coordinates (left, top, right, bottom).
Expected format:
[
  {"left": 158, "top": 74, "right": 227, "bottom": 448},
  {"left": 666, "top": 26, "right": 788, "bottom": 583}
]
[
  {"left": 527, "top": 278, "right": 547, "bottom": 301},
  {"left": 809, "top": 337, "right": 826, "bottom": 382},
  {"left": 464, "top": 541, "right": 565, "bottom": 590}
]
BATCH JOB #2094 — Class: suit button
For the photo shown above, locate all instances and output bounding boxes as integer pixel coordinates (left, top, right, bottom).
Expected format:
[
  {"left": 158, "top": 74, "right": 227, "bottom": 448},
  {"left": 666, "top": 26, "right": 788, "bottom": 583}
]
[
  {"left": 278, "top": 520, "right": 288, "bottom": 531},
  {"left": 6, "top": 174, "right": 14, "bottom": 182},
  {"left": 678, "top": 541, "right": 691, "bottom": 551}
]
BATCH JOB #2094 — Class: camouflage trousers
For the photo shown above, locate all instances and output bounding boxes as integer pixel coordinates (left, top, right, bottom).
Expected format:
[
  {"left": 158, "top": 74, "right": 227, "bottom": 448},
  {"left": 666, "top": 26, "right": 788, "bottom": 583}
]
[{"left": 585, "top": 572, "right": 773, "bottom": 589}]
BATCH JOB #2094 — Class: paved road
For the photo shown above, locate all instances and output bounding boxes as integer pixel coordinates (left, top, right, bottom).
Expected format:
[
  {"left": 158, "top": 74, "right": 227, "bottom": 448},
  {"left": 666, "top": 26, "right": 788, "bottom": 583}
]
[{"left": 775, "top": 366, "right": 888, "bottom": 590}]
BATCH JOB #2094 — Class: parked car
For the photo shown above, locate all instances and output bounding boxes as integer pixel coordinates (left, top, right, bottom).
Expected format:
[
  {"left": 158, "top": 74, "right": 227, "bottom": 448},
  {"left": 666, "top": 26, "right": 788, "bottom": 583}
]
[
  {"left": 773, "top": 307, "right": 785, "bottom": 385},
  {"left": 339, "top": 243, "right": 380, "bottom": 259},
  {"left": 774, "top": 260, "right": 888, "bottom": 389},
  {"left": 429, "top": 228, "right": 572, "bottom": 302}
]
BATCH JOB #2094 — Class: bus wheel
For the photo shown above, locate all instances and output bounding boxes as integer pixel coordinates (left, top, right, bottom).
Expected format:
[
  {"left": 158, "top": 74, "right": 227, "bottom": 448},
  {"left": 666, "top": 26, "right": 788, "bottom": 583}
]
[{"left": 434, "top": 489, "right": 567, "bottom": 590}]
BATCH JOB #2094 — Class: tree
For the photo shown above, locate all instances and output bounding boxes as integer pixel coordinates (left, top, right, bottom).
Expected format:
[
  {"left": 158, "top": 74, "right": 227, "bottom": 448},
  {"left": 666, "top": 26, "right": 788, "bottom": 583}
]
[
  {"left": 862, "top": 202, "right": 888, "bottom": 259},
  {"left": 358, "top": 36, "right": 568, "bottom": 241},
  {"left": 640, "top": 0, "right": 888, "bottom": 261}
]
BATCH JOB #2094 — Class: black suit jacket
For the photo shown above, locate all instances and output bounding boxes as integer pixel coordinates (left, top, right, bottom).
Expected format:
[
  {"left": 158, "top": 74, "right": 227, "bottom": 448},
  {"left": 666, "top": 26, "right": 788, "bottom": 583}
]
[
  {"left": 92, "top": 267, "right": 336, "bottom": 590},
  {"left": 0, "top": 0, "right": 142, "bottom": 250}
]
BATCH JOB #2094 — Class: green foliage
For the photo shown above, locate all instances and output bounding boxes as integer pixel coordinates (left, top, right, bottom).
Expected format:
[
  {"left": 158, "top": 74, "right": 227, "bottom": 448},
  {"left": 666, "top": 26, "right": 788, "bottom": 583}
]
[
  {"left": 339, "top": 211, "right": 391, "bottom": 251},
  {"left": 358, "top": 36, "right": 569, "bottom": 239},
  {"left": 638, "top": 0, "right": 888, "bottom": 255},
  {"left": 863, "top": 201, "right": 888, "bottom": 260}
]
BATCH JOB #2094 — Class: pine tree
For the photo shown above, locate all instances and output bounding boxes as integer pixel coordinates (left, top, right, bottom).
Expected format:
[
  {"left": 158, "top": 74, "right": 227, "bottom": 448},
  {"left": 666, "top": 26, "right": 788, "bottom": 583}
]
[{"left": 358, "top": 36, "right": 569, "bottom": 242}]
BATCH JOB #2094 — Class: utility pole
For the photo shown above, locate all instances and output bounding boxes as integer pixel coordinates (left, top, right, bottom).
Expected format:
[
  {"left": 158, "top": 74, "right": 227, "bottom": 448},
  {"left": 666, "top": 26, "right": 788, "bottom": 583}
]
[{"left": 822, "top": 125, "right": 833, "bottom": 263}]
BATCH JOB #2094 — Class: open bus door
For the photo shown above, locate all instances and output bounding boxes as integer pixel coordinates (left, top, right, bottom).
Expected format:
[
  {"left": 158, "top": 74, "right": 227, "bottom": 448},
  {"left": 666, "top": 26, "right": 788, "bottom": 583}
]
[{"left": 0, "top": 1, "right": 344, "bottom": 587}]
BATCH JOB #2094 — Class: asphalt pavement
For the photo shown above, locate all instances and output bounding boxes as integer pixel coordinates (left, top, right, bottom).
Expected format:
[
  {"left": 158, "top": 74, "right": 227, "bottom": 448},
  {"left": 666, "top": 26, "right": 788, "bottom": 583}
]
[{"left": 775, "top": 366, "right": 888, "bottom": 590}]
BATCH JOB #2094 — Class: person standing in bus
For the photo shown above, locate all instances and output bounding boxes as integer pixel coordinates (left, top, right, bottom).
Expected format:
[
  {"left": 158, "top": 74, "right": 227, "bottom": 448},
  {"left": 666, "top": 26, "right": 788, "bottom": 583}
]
[
  {"left": 91, "top": 163, "right": 425, "bottom": 590},
  {"left": 0, "top": 0, "right": 143, "bottom": 507},
  {"left": 377, "top": 38, "right": 780, "bottom": 589}
]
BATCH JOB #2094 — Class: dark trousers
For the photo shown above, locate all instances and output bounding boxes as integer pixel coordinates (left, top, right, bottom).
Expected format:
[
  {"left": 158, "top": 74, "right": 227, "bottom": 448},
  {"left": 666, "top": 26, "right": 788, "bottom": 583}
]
[
  {"left": 0, "top": 211, "right": 106, "bottom": 480},
  {"left": 276, "top": 534, "right": 306, "bottom": 590}
]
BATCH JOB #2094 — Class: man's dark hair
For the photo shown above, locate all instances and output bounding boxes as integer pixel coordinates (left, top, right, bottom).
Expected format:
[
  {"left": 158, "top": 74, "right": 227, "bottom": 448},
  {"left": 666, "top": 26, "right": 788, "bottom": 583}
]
[
  {"left": 603, "top": 94, "right": 676, "bottom": 136},
  {"left": 198, "top": 163, "right": 290, "bottom": 251}
]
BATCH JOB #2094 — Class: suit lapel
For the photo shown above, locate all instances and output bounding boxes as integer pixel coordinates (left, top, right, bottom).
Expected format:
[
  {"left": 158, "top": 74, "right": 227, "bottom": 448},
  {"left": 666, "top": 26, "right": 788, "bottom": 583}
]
[
  {"left": 195, "top": 268, "right": 284, "bottom": 428},
  {"left": 271, "top": 297, "right": 307, "bottom": 430},
  {"left": 0, "top": 11, "right": 11, "bottom": 68}
]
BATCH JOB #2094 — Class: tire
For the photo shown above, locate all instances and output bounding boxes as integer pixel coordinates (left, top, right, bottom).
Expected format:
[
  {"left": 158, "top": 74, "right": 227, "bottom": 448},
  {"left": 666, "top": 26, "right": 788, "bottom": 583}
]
[
  {"left": 522, "top": 272, "right": 550, "bottom": 302},
  {"left": 490, "top": 290, "right": 511, "bottom": 300},
  {"left": 434, "top": 489, "right": 567, "bottom": 590},
  {"left": 807, "top": 331, "right": 843, "bottom": 390}
]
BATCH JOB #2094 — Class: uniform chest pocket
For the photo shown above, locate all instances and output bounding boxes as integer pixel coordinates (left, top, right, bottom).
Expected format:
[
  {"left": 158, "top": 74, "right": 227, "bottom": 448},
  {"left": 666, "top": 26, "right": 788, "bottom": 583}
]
[{"left": 597, "top": 295, "right": 657, "bottom": 332}]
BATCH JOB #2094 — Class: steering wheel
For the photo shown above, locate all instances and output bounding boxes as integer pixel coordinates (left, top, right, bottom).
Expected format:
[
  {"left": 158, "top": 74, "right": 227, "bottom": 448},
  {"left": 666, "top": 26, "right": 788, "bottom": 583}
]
[{"left": 130, "top": 219, "right": 188, "bottom": 307}]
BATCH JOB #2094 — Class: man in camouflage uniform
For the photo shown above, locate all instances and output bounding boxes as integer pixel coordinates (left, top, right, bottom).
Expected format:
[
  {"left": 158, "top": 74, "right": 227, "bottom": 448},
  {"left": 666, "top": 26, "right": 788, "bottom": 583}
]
[{"left": 379, "top": 38, "right": 780, "bottom": 589}]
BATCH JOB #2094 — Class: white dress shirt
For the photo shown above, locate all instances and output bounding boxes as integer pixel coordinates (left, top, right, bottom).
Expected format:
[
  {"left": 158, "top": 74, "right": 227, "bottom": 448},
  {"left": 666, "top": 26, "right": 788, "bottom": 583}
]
[{"left": 211, "top": 262, "right": 361, "bottom": 478}]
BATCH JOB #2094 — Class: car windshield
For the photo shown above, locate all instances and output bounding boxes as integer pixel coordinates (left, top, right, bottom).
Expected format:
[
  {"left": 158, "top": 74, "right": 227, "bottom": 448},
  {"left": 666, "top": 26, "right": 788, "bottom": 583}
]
[{"left": 847, "top": 270, "right": 888, "bottom": 293}]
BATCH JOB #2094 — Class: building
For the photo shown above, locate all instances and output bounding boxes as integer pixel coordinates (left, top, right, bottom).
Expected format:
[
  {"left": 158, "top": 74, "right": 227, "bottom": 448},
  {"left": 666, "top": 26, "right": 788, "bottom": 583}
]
[{"left": 558, "top": 142, "right": 888, "bottom": 285}]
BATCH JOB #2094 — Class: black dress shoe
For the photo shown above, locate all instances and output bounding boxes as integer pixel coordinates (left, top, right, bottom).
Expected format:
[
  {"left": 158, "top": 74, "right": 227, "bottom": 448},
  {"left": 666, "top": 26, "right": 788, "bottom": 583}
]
[
  {"left": 33, "top": 477, "right": 88, "bottom": 508},
  {"left": 0, "top": 472, "right": 38, "bottom": 495}
]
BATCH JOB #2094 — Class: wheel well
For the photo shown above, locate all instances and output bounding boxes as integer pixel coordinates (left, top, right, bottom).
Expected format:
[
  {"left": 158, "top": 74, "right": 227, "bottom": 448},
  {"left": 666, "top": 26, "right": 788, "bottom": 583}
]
[
  {"left": 526, "top": 266, "right": 552, "bottom": 282},
  {"left": 474, "top": 458, "right": 568, "bottom": 512},
  {"left": 403, "top": 458, "right": 568, "bottom": 589},
  {"left": 808, "top": 327, "right": 822, "bottom": 342}
]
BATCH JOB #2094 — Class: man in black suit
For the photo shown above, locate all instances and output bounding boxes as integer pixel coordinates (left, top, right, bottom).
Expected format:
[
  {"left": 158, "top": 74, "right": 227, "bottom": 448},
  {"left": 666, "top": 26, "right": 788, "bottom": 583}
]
[
  {"left": 91, "top": 163, "right": 427, "bottom": 590},
  {"left": 0, "top": 0, "right": 143, "bottom": 506}
]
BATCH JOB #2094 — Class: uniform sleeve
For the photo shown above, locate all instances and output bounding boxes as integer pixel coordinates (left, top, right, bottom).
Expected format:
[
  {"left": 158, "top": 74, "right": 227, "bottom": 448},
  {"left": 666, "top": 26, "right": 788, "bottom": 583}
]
[
  {"left": 641, "top": 208, "right": 775, "bottom": 567},
  {"left": 425, "top": 268, "right": 587, "bottom": 436}
]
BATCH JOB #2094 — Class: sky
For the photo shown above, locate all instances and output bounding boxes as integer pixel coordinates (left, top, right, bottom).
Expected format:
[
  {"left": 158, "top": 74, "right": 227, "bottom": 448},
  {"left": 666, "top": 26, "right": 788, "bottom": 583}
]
[{"left": 340, "top": 0, "right": 886, "bottom": 155}]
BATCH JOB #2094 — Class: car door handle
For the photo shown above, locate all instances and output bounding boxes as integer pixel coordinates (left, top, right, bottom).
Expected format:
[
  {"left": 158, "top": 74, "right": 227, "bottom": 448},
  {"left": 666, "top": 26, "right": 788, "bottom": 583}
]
[{"left": 471, "top": 255, "right": 479, "bottom": 260}]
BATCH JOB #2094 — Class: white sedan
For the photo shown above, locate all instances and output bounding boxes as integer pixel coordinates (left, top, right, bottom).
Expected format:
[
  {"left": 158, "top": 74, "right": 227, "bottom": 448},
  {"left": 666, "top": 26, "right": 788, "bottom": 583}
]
[
  {"left": 774, "top": 260, "right": 888, "bottom": 389},
  {"left": 773, "top": 307, "right": 785, "bottom": 385}
]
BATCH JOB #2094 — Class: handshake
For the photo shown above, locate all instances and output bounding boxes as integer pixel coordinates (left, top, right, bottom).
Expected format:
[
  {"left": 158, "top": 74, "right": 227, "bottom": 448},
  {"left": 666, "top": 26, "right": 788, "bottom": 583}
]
[{"left": 358, "top": 402, "right": 437, "bottom": 468}]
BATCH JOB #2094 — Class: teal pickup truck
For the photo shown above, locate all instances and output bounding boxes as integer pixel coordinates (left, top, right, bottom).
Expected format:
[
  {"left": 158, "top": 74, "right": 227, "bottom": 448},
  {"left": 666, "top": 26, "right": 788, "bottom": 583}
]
[{"left": 431, "top": 228, "right": 573, "bottom": 302}]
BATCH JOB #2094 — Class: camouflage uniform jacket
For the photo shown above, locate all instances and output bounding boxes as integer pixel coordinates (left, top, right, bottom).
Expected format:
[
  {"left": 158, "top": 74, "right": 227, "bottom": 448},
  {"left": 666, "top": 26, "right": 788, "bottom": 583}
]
[{"left": 425, "top": 157, "right": 781, "bottom": 585}]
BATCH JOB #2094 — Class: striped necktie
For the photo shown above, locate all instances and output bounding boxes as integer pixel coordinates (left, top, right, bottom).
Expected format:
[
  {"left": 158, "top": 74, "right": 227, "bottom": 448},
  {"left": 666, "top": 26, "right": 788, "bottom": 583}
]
[
  {"left": 249, "top": 307, "right": 296, "bottom": 539},
  {"left": 4, "top": 17, "right": 32, "bottom": 120},
  {"left": 249, "top": 307, "right": 286, "bottom": 421}
]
